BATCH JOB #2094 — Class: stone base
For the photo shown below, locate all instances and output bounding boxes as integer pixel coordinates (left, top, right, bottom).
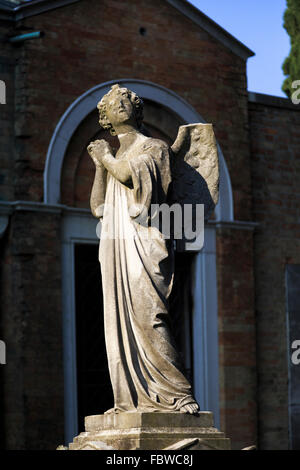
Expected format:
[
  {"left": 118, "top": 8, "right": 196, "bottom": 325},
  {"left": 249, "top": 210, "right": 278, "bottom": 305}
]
[{"left": 68, "top": 412, "right": 231, "bottom": 450}]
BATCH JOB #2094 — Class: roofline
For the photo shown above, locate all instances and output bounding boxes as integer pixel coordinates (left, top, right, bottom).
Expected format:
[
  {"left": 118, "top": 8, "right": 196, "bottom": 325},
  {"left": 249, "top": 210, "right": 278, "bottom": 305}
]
[
  {"left": 0, "top": 0, "right": 80, "bottom": 21},
  {"left": 248, "top": 91, "right": 300, "bottom": 111},
  {"left": 166, "top": 0, "right": 255, "bottom": 60},
  {"left": 0, "top": 0, "right": 255, "bottom": 60},
  {"left": 0, "top": 0, "right": 14, "bottom": 21}
]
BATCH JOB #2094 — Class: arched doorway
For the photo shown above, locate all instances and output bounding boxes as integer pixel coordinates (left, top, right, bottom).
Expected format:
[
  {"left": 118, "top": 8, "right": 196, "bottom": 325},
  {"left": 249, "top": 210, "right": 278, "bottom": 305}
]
[{"left": 44, "top": 79, "right": 234, "bottom": 445}]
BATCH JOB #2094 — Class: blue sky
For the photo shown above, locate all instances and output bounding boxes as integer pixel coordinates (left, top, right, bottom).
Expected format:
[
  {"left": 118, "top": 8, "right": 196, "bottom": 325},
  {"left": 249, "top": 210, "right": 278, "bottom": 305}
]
[{"left": 188, "top": 0, "right": 290, "bottom": 97}]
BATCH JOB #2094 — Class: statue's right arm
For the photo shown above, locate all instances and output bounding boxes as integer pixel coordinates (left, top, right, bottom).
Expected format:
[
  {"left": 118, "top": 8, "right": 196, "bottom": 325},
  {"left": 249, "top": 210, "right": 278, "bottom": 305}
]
[{"left": 90, "top": 164, "right": 107, "bottom": 218}]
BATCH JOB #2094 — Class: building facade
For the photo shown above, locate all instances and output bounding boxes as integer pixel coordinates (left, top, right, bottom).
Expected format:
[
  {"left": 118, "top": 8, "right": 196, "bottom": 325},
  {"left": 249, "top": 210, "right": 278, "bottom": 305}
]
[{"left": 0, "top": 0, "right": 299, "bottom": 450}]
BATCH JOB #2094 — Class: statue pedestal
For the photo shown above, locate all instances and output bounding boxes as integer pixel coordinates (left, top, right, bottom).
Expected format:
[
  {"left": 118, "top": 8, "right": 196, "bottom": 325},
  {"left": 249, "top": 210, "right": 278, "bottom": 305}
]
[{"left": 68, "top": 412, "right": 230, "bottom": 450}]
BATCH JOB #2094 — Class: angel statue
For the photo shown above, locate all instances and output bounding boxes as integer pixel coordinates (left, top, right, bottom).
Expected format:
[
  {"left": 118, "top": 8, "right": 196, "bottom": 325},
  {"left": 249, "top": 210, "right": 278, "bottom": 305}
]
[{"left": 87, "top": 84, "right": 219, "bottom": 416}]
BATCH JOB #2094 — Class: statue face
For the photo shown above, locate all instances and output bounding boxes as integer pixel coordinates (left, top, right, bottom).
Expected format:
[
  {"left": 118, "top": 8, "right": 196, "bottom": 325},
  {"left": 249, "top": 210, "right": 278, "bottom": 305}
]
[{"left": 105, "top": 87, "right": 135, "bottom": 128}]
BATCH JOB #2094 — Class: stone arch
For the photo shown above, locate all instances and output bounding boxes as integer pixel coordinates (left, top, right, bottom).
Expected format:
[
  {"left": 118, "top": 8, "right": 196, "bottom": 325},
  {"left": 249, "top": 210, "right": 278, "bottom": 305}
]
[
  {"left": 48, "top": 80, "right": 233, "bottom": 441},
  {"left": 44, "top": 79, "right": 234, "bottom": 221}
]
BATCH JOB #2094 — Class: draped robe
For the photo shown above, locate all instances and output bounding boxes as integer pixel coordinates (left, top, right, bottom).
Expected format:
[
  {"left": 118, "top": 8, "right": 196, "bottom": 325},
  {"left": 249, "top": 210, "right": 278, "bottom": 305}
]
[{"left": 99, "top": 137, "right": 194, "bottom": 412}]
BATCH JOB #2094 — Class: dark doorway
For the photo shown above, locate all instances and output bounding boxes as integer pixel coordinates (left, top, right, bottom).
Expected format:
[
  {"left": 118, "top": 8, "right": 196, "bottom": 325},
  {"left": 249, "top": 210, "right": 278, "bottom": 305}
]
[
  {"left": 74, "top": 243, "right": 113, "bottom": 432},
  {"left": 169, "top": 251, "right": 195, "bottom": 387},
  {"left": 74, "top": 244, "right": 194, "bottom": 432}
]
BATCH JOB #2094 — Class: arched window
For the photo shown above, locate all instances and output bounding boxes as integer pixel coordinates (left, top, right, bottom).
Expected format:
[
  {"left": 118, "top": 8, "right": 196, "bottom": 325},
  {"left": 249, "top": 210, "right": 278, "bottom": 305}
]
[{"left": 44, "top": 79, "right": 234, "bottom": 445}]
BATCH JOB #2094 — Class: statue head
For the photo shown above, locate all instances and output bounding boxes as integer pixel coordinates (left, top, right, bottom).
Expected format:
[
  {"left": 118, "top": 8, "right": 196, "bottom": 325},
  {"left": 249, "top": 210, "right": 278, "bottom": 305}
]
[{"left": 97, "top": 84, "right": 144, "bottom": 136}]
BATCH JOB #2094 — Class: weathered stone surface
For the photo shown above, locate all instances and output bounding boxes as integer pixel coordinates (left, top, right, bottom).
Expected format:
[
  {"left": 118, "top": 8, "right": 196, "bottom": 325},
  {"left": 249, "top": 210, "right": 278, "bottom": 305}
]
[
  {"left": 164, "top": 438, "right": 226, "bottom": 450},
  {"left": 88, "top": 84, "right": 218, "bottom": 416},
  {"left": 85, "top": 410, "right": 214, "bottom": 431},
  {"left": 68, "top": 412, "right": 231, "bottom": 450},
  {"left": 171, "top": 123, "right": 219, "bottom": 223}
]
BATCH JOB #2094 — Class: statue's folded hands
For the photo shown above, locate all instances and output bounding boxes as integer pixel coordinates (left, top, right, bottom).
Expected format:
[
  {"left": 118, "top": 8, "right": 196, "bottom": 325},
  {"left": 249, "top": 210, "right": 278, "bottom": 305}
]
[
  {"left": 88, "top": 139, "right": 132, "bottom": 186},
  {"left": 87, "top": 139, "right": 112, "bottom": 166}
]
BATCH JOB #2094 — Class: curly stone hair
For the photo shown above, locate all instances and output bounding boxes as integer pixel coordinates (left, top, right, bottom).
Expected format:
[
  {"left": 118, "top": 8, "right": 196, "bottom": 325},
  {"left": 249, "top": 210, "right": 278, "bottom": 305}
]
[{"left": 97, "top": 84, "right": 144, "bottom": 136}]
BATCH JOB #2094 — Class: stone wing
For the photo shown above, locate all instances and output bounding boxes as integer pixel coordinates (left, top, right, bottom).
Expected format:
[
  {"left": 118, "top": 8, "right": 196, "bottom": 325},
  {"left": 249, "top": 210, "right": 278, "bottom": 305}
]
[
  {"left": 169, "top": 123, "right": 219, "bottom": 250},
  {"left": 170, "top": 123, "right": 219, "bottom": 218}
]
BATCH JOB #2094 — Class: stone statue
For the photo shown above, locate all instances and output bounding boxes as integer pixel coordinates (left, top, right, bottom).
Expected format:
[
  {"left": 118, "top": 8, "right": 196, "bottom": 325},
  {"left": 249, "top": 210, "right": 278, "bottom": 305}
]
[{"left": 87, "top": 84, "right": 219, "bottom": 416}]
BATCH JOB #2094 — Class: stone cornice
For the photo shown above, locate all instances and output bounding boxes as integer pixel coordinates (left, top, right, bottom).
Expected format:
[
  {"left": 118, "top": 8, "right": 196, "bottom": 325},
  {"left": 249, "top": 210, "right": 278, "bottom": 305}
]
[
  {"left": 209, "top": 219, "right": 259, "bottom": 231},
  {"left": 0, "top": 200, "right": 259, "bottom": 230},
  {"left": 248, "top": 91, "right": 300, "bottom": 111},
  {"left": 0, "top": 0, "right": 80, "bottom": 21},
  {"left": 0, "top": 200, "right": 91, "bottom": 216}
]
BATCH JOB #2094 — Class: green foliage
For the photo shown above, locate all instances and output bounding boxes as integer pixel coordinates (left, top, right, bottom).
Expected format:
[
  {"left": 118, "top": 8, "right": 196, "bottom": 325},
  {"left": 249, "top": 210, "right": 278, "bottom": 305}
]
[{"left": 282, "top": 0, "right": 300, "bottom": 97}]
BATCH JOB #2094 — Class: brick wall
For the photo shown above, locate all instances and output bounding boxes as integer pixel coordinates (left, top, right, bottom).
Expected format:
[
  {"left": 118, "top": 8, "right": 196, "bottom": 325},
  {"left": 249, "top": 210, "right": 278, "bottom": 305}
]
[
  {"left": 249, "top": 96, "right": 300, "bottom": 449},
  {"left": 217, "top": 227, "right": 257, "bottom": 449},
  {"left": 10, "top": 0, "right": 251, "bottom": 216},
  {"left": 0, "top": 20, "right": 15, "bottom": 201},
  {"left": 0, "top": 208, "right": 64, "bottom": 450},
  {"left": 0, "top": 0, "right": 257, "bottom": 449}
]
